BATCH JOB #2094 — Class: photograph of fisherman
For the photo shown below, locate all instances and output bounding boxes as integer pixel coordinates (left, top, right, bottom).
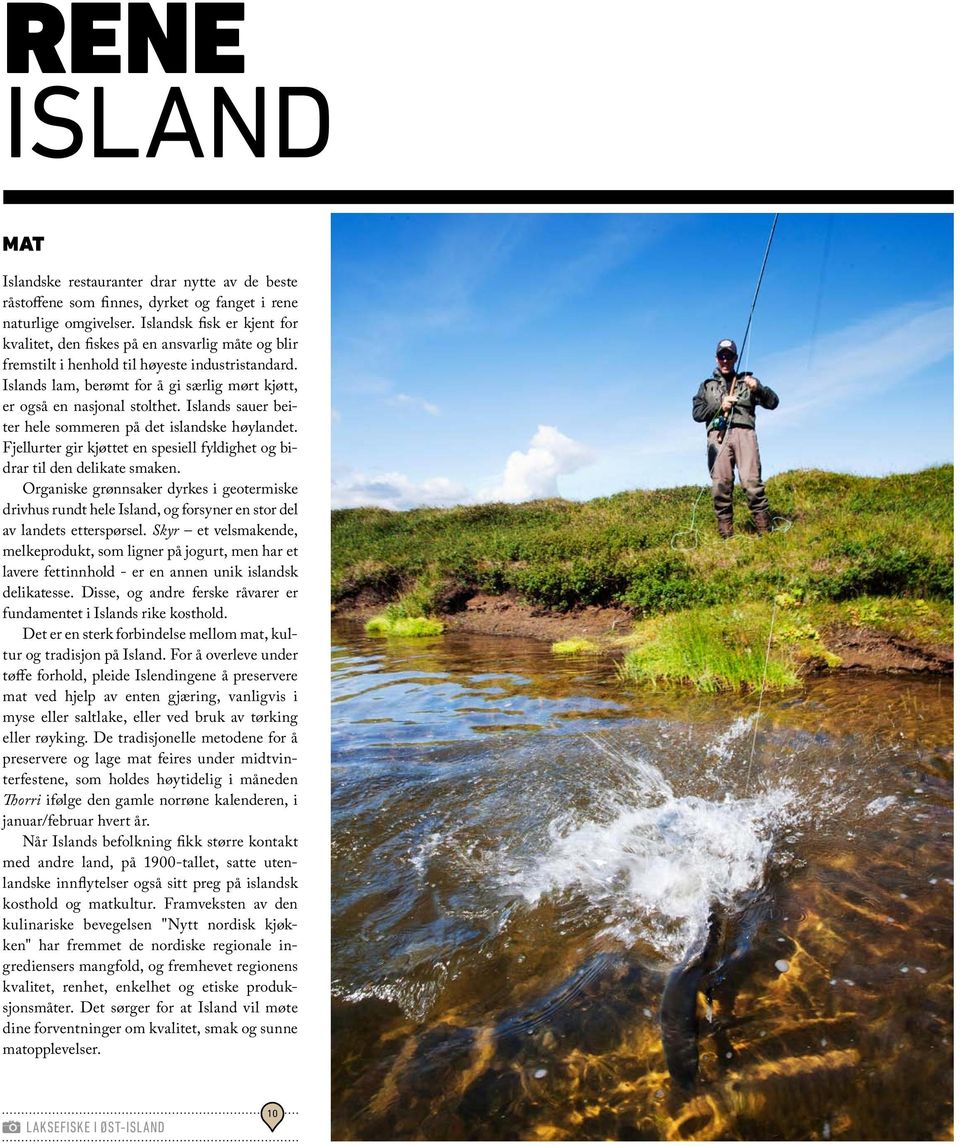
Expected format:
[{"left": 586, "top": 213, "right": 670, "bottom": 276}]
[{"left": 692, "top": 338, "right": 779, "bottom": 538}]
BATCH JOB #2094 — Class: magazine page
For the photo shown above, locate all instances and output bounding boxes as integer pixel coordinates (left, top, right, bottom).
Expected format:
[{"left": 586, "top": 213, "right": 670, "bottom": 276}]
[{"left": 1, "top": 2, "right": 955, "bottom": 1145}]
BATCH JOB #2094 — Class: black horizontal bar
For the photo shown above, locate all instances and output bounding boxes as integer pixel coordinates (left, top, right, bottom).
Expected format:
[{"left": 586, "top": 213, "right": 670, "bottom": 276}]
[{"left": 3, "top": 189, "right": 954, "bottom": 206}]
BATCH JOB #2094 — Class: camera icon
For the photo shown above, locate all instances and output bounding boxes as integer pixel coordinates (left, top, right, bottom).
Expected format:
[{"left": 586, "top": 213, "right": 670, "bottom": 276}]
[{"left": 2, "top": 1122, "right": 21, "bottom": 1134}]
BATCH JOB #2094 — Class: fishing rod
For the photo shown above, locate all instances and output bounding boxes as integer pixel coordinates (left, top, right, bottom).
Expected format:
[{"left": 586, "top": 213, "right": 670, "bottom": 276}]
[{"left": 713, "top": 213, "right": 779, "bottom": 449}]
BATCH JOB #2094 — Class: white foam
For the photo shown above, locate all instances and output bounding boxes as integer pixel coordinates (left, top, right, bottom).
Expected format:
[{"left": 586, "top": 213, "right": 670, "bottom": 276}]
[
  {"left": 502, "top": 752, "right": 798, "bottom": 960},
  {"left": 865, "top": 794, "right": 897, "bottom": 816},
  {"left": 333, "top": 972, "right": 447, "bottom": 1021},
  {"left": 410, "top": 830, "right": 443, "bottom": 874}
]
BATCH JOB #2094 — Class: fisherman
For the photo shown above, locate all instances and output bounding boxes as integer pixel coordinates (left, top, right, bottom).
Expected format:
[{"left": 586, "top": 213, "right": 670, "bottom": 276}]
[{"left": 692, "top": 338, "right": 779, "bottom": 538}]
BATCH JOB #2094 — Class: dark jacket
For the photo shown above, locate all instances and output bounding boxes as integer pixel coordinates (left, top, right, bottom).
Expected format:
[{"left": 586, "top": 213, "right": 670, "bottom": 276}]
[{"left": 692, "top": 370, "right": 779, "bottom": 432}]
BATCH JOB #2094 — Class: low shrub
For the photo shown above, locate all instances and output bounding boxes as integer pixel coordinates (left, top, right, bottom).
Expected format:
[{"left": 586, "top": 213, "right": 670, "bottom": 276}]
[
  {"left": 621, "top": 553, "right": 707, "bottom": 615},
  {"left": 820, "top": 546, "right": 953, "bottom": 601}
]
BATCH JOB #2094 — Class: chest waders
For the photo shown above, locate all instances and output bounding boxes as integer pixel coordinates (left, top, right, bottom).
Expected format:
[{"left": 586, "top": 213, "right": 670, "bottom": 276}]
[{"left": 709, "top": 377, "right": 772, "bottom": 537}]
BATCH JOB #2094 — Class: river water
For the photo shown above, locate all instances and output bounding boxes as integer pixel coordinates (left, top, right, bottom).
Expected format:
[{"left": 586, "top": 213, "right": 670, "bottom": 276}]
[{"left": 331, "top": 621, "right": 953, "bottom": 1140}]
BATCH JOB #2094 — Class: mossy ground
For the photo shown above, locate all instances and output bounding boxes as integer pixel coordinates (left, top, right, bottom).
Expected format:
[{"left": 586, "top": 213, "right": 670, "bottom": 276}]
[
  {"left": 551, "top": 639, "right": 600, "bottom": 656},
  {"left": 365, "top": 614, "right": 444, "bottom": 638}
]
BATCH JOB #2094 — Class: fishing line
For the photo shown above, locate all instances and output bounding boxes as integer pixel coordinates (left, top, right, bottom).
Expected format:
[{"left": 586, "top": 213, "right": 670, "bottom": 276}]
[
  {"left": 762, "top": 218, "right": 830, "bottom": 533},
  {"left": 805, "top": 214, "right": 834, "bottom": 373},
  {"left": 671, "top": 486, "right": 710, "bottom": 550},
  {"left": 744, "top": 598, "right": 779, "bottom": 790}
]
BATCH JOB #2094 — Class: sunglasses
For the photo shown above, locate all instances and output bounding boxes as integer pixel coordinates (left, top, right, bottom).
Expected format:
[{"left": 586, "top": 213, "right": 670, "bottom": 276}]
[{"left": 717, "top": 352, "right": 736, "bottom": 361}]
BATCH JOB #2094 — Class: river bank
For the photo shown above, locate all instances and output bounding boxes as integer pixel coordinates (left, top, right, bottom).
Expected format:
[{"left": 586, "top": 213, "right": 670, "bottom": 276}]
[
  {"left": 334, "top": 592, "right": 953, "bottom": 675},
  {"left": 333, "top": 466, "right": 953, "bottom": 688}
]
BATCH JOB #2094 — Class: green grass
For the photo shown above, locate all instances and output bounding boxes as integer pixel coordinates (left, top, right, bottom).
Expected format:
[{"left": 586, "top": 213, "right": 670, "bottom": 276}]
[
  {"left": 620, "top": 605, "right": 803, "bottom": 692},
  {"left": 617, "top": 592, "right": 952, "bottom": 693},
  {"left": 365, "top": 614, "right": 444, "bottom": 637}
]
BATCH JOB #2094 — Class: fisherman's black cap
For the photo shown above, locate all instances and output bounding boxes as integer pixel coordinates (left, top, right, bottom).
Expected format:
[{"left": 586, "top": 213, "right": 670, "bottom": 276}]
[{"left": 716, "top": 339, "right": 738, "bottom": 357}]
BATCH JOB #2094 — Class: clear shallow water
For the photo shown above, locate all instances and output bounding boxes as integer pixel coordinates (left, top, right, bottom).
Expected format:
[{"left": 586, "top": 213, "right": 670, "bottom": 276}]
[{"left": 331, "top": 622, "right": 953, "bottom": 1140}]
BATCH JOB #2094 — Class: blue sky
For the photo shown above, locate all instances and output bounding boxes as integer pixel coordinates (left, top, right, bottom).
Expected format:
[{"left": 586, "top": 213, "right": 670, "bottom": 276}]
[{"left": 332, "top": 213, "right": 952, "bottom": 509}]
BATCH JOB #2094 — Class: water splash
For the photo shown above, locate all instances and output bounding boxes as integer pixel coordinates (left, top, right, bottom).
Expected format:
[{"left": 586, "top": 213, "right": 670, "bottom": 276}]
[
  {"left": 502, "top": 730, "right": 802, "bottom": 960},
  {"left": 706, "top": 714, "right": 758, "bottom": 763},
  {"left": 336, "top": 704, "right": 898, "bottom": 1021}
]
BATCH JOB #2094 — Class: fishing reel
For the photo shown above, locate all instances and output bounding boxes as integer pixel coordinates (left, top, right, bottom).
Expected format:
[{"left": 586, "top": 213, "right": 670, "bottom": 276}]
[{"left": 709, "top": 412, "right": 727, "bottom": 432}]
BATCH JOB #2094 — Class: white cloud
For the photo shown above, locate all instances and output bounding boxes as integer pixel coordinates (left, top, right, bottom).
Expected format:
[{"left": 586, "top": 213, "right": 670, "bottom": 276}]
[
  {"left": 332, "top": 470, "right": 470, "bottom": 511},
  {"left": 388, "top": 392, "right": 441, "bottom": 417},
  {"left": 759, "top": 300, "right": 952, "bottom": 428},
  {"left": 336, "top": 373, "right": 440, "bottom": 418},
  {"left": 333, "top": 425, "right": 596, "bottom": 510},
  {"left": 495, "top": 219, "right": 670, "bottom": 331},
  {"left": 483, "top": 425, "right": 596, "bottom": 502},
  {"left": 339, "top": 373, "right": 394, "bottom": 396}
]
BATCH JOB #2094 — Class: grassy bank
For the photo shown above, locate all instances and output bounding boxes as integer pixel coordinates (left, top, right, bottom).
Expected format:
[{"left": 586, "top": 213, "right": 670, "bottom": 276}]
[{"left": 333, "top": 466, "right": 953, "bottom": 688}]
